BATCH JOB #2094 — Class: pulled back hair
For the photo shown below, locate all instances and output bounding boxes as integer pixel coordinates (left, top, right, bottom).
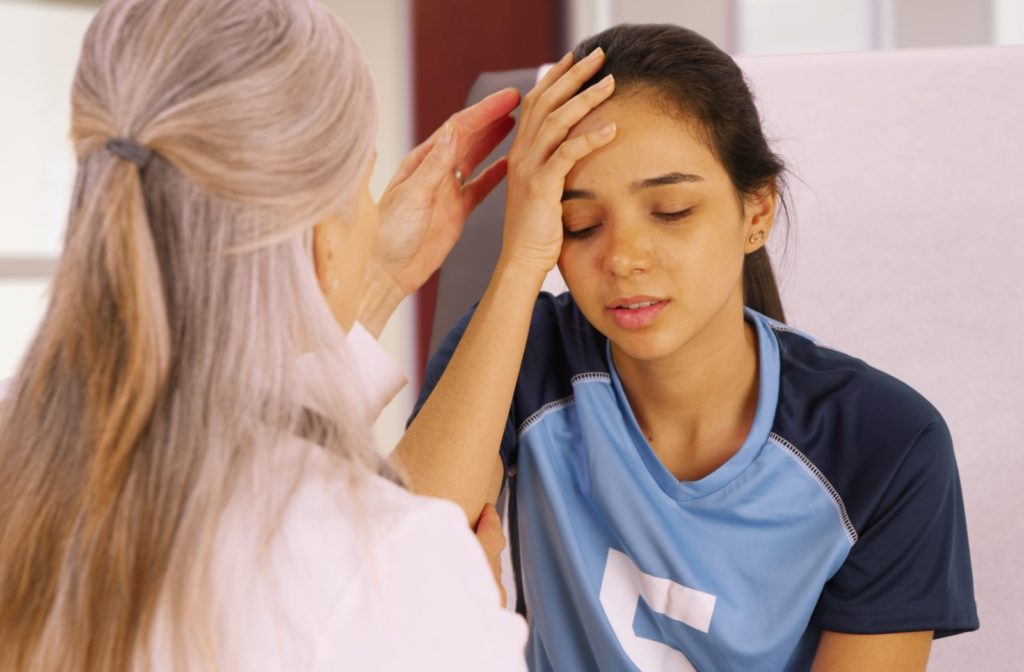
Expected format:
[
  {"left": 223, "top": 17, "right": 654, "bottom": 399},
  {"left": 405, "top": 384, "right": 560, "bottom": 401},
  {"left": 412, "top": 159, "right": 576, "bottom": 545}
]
[
  {"left": 573, "top": 24, "right": 787, "bottom": 322},
  {"left": 0, "top": 0, "right": 381, "bottom": 669}
]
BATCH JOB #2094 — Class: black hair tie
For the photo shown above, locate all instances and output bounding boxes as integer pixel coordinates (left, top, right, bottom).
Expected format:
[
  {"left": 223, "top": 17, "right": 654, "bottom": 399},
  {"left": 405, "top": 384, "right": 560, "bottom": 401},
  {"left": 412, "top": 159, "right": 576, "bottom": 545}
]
[{"left": 105, "top": 137, "right": 153, "bottom": 169}]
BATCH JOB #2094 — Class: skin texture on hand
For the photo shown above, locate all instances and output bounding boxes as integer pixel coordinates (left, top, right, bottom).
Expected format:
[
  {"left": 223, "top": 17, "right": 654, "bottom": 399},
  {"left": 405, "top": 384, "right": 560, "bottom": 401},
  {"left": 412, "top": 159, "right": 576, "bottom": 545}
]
[{"left": 357, "top": 89, "right": 521, "bottom": 337}]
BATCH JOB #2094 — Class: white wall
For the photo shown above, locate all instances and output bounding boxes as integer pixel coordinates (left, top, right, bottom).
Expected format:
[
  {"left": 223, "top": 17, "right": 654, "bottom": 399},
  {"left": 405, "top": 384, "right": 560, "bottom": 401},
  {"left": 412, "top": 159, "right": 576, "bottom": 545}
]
[
  {"left": 892, "top": 0, "right": 992, "bottom": 47},
  {"left": 995, "top": 0, "right": 1024, "bottom": 43},
  {"left": 565, "top": 0, "right": 732, "bottom": 50},
  {"left": 738, "top": 0, "right": 872, "bottom": 53},
  {"left": 564, "top": 0, "right": 1024, "bottom": 55},
  {"left": 0, "top": 0, "right": 94, "bottom": 380},
  {"left": 0, "top": 0, "right": 88, "bottom": 256}
]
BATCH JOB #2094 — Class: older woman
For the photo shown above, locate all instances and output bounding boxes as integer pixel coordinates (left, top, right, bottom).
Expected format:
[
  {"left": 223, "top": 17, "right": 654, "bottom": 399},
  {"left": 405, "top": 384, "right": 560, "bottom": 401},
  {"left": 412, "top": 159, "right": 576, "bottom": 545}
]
[{"left": 0, "top": 0, "right": 536, "bottom": 669}]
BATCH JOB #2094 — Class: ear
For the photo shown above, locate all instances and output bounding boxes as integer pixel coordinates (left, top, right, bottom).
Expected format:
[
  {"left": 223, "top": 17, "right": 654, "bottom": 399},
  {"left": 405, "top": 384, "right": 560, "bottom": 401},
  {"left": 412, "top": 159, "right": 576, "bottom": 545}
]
[{"left": 743, "top": 184, "right": 776, "bottom": 254}]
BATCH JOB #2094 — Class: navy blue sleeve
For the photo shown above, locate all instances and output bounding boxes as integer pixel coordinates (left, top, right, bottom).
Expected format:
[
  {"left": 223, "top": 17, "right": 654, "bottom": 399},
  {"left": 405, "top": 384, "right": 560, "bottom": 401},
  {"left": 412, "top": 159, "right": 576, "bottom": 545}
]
[
  {"left": 406, "top": 305, "right": 519, "bottom": 471},
  {"left": 811, "top": 417, "right": 979, "bottom": 637}
]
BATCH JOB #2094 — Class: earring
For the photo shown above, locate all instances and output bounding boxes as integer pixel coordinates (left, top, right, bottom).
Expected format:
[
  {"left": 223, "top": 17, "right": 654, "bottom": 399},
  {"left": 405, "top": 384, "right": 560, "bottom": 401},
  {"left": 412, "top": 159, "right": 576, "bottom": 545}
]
[{"left": 748, "top": 230, "right": 766, "bottom": 245}]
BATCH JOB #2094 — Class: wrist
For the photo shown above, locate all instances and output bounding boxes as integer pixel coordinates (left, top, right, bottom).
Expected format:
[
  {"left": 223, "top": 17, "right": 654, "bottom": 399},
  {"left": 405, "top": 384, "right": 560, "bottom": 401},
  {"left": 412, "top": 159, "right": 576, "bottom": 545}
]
[
  {"left": 484, "top": 255, "right": 549, "bottom": 310},
  {"left": 356, "top": 263, "right": 406, "bottom": 339},
  {"left": 495, "top": 252, "right": 556, "bottom": 287}
]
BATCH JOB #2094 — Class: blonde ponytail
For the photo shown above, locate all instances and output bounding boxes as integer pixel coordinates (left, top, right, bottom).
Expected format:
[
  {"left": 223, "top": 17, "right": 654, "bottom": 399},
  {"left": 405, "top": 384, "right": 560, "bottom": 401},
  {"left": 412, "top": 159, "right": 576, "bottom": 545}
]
[
  {"left": 0, "top": 0, "right": 380, "bottom": 669},
  {"left": 82, "top": 152, "right": 171, "bottom": 515}
]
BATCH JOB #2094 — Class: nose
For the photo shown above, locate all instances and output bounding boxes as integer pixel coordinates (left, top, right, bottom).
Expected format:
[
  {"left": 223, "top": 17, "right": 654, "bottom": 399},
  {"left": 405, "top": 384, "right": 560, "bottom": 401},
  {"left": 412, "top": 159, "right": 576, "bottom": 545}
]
[{"left": 602, "top": 220, "right": 653, "bottom": 278}]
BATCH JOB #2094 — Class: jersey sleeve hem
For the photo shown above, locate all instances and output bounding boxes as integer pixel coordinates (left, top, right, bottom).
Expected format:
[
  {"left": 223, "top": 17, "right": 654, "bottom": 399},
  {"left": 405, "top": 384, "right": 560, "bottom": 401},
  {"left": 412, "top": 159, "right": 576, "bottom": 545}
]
[{"left": 813, "top": 599, "right": 979, "bottom": 638}]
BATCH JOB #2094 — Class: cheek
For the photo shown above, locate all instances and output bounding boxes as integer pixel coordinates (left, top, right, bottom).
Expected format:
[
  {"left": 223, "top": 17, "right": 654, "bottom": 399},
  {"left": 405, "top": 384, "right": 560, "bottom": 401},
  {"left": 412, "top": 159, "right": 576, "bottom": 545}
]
[{"left": 557, "top": 244, "right": 596, "bottom": 300}]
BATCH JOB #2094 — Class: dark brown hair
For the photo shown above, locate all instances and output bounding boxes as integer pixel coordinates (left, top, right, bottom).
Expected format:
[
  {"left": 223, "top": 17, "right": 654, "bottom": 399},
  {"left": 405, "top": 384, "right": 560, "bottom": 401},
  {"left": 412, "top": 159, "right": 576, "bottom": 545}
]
[{"left": 573, "top": 24, "right": 787, "bottom": 322}]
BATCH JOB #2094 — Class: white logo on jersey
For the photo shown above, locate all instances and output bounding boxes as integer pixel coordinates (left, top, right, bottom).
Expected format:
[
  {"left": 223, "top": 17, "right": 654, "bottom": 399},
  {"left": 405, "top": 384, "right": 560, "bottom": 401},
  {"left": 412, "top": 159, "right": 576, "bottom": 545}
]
[{"left": 599, "top": 549, "right": 717, "bottom": 671}]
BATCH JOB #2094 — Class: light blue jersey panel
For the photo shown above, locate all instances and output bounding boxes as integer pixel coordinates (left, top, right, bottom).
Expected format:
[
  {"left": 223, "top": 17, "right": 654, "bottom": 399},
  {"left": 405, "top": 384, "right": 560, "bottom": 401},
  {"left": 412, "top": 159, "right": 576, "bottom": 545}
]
[{"left": 516, "top": 318, "right": 854, "bottom": 671}]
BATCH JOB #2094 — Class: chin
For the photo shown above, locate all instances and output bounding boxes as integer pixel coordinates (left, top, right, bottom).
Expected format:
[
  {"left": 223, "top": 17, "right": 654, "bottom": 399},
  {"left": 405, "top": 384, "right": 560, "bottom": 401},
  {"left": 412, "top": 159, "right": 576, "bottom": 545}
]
[{"left": 605, "top": 325, "right": 683, "bottom": 363}]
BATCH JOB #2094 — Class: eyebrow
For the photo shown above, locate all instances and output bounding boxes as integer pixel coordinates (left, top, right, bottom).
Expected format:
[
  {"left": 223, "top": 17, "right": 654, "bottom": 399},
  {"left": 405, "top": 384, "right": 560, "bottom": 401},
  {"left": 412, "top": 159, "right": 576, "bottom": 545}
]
[
  {"left": 630, "top": 172, "right": 704, "bottom": 193},
  {"left": 561, "top": 172, "right": 704, "bottom": 201}
]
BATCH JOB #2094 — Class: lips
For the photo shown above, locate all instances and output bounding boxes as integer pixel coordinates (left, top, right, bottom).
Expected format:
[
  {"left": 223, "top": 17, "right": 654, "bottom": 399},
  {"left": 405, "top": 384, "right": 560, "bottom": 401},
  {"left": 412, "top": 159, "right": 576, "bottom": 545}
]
[{"left": 606, "top": 296, "right": 669, "bottom": 330}]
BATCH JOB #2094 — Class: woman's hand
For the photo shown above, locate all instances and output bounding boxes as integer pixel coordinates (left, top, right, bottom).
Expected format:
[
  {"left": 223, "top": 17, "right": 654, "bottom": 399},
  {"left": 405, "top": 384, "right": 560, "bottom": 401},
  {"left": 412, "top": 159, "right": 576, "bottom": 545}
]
[
  {"left": 499, "top": 47, "right": 617, "bottom": 276},
  {"left": 358, "top": 89, "right": 520, "bottom": 337}
]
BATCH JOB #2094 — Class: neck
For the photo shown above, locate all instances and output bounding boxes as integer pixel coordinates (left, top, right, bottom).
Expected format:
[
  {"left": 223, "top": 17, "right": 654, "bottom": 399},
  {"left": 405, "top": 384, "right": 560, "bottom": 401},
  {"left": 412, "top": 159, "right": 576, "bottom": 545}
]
[{"left": 611, "top": 296, "right": 760, "bottom": 481}]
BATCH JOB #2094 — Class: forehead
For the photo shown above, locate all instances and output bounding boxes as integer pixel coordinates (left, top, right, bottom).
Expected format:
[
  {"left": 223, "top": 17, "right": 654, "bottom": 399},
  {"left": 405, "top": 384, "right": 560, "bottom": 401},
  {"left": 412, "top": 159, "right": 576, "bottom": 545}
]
[{"left": 565, "top": 90, "right": 722, "bottom": 188}]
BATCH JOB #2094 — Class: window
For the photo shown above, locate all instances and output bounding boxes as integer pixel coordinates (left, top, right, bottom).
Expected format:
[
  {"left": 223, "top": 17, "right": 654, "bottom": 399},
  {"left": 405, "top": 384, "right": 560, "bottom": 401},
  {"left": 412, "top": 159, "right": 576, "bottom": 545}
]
[{"left": 0, "top": 0, "right": 97, "bottom": 379}]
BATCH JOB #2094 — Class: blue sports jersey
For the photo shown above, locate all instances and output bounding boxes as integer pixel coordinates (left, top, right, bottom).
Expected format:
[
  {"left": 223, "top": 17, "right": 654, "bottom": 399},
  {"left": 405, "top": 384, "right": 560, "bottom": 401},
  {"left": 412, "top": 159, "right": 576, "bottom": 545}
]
[{"left": 412, "top": 292, "right": 978, "bottom": 671}]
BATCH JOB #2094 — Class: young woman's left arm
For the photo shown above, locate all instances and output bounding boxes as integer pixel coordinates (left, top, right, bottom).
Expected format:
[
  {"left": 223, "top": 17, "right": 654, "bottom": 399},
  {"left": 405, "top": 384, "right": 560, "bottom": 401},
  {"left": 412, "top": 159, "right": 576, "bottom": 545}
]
[{"left": 812, "top": 630, "right": 933, "bottom": 671}]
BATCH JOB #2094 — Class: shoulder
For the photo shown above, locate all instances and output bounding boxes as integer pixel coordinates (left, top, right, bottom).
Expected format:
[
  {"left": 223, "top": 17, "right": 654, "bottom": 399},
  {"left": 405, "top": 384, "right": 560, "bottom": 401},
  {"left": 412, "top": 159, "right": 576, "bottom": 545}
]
[
  {"left": 515, "top": 291, "right": 607, "bottom": 408},
  {"left": 425, "top": 291, "right": 606, "bottom": 431},
  {"left": 504, "top": 292, "right": 609, "bottom": 435},
  {"left": 215, "top": 448, "right": 457, "bottom": 603},
  {"left": 764, "top": 318, "right": 956, "bottom": 531},
  {"left": 212, "top": 446, "right": 526, "bottom": 670},
  {"left": 767, "top": 325, "right": 980, "bottom": 636},
  {"left": 306, "top": 469, "right": 529, "bottom": 670},
  {"left": 767, "top": 315, "right": 942, "bottom": 441},
  {"left": 435, "top": 290, "right": 603, "bottom": 371}
]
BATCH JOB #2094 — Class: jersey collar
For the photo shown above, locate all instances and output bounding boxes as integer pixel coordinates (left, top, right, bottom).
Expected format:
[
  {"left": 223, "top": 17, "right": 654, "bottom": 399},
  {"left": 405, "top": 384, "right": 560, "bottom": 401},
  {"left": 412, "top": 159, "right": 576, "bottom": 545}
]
[{"left": 605, "top": 308, "right": 781, "bottom": 502}]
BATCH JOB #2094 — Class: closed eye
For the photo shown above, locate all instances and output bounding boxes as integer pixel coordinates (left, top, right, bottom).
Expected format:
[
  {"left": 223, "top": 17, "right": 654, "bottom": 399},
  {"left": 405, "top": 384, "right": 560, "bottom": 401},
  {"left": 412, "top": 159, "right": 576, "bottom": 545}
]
[
  {"left": 564, "top": 223, "right": 601, "bottom": 240},
  {"left": 652, "top": 208, "right": 693, "bottom": 222}
]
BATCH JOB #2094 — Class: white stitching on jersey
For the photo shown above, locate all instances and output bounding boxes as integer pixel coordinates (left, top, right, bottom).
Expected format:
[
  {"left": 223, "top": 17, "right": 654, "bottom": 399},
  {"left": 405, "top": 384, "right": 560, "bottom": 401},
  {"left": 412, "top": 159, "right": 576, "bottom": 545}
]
[
  {"left": 769, "top": 432, "right": 859, "bottom": 545},
  {"left": 572, "top": 372, "right": 612, "bottom": 385},
  {"left": 767, "top": 322, "right": 845, "bottom": 355},
  {"left": 515, "top": 375, "right": 607, "bottom": 439},
  {"left": 518, "top": 396, "right": 576, "bottom": 439}
]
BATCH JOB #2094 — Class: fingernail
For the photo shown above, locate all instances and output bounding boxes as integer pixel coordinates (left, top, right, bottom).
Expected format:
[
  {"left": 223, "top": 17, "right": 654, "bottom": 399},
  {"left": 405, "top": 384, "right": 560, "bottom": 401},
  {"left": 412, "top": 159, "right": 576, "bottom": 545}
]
[
  {"left": 585, "top": 47, "right": 604, "bottom": 62},
  {"left": 597, "top": 74, "right": 614, "bottom": 89},
  {"left": 441, "top": 122, "right": 454, "bottom": 145},
  {"left": 600, "top": 123, "right": 616, "bottom": 136}
]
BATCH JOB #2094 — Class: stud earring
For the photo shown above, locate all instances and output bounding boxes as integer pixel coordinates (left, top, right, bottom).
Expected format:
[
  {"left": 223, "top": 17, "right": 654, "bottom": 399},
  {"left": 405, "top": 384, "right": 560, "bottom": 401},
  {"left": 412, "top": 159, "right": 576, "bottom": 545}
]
[{"left": 749, "top": 230, "right": 766, "bottom": 245}]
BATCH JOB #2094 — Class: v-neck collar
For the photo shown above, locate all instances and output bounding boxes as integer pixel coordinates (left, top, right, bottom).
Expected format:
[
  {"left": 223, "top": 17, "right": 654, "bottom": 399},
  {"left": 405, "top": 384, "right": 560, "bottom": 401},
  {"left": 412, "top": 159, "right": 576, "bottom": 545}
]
[{"left": 605, "top": 309, "right": 781, "bottom": 502}]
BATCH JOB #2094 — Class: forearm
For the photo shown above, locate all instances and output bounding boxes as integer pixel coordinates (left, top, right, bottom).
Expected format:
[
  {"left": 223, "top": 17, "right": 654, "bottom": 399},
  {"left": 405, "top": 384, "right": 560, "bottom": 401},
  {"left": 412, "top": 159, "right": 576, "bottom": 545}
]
[
  {"left": 812, "top": 631, "right": 932, "bottom": 671},
  {"left": 393, "top": 258, "right": 545, "bottom": 525}
]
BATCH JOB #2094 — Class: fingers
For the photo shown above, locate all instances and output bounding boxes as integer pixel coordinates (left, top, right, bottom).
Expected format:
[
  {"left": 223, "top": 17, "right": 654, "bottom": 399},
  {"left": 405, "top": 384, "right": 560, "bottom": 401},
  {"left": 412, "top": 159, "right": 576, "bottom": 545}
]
[
  {"left": 386, "top": 89, "right": 519, "bottom": 193},
  {"left": 386, "top": 132, "right": 442, "bottom": 191},
  {"left": 449, "top": 87, "right": 521, "bottom": 139},
  {"left": 519, "top": 47, "right": 606, "bottom": 144},
  {"left": 475, "top": 502, "right": 506, "bottom": 550},
  {"left": 531, "top": 50, "right": 574, "bottom": 97},
  {"left": 456, "top": 113, "right": 515, "bottom": 179},
  {"left": 532, "top": 74, "right": 614, "bottom": 161},
  {"left": 461, "top": 157, "right": 508, "bottom": 215},
  {"left": 542, "top": 123, "right": 618, "bottom": 179},
  {"left": 474, "top": 502, "right": 507, "bottom": 607}
]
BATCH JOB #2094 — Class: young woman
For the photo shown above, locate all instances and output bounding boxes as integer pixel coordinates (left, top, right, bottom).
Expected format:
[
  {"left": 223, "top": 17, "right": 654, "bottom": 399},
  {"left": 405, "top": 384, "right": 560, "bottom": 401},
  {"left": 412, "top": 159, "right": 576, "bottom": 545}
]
[
  {"left": 399, "top": 24, "right": 978, "bottom": 671},
  {"left": 0, "top": 0, "right": 529, "bottom": 669}
]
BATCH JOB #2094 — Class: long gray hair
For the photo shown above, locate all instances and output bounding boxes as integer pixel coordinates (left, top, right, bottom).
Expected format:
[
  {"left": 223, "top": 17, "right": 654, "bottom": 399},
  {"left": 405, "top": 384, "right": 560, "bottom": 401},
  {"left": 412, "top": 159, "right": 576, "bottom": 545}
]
[{"left": 0, "top": 0, "right": 384, "bottom": 669}]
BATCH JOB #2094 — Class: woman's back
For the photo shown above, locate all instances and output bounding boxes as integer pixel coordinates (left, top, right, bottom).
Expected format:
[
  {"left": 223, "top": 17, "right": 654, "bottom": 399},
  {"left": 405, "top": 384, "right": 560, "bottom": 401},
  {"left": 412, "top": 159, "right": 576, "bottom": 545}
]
[{"left": 146, "top": 441, "right": 526, "bottom": 670}]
